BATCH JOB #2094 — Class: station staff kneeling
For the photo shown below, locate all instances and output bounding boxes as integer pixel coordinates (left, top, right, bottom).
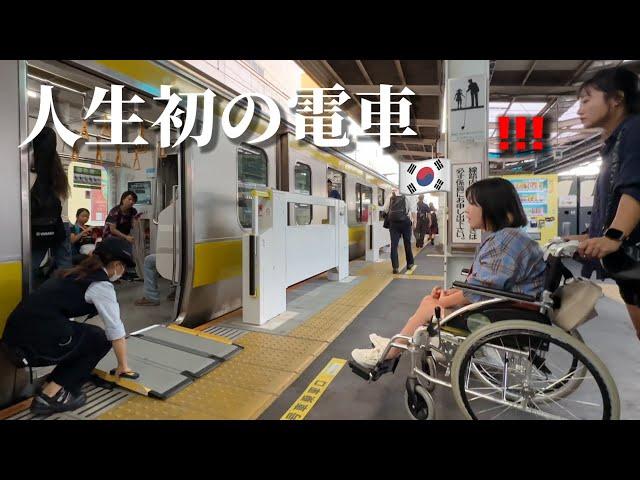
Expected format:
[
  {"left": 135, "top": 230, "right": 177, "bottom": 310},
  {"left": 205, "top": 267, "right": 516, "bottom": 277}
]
[{"left": 2, "top": 237, "right": 139, "bottom": 415}]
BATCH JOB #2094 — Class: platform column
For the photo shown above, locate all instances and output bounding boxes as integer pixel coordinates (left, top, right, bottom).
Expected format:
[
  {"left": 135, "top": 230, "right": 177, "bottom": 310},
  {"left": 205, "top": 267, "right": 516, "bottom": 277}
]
[{"left": 443, "top": 60, "right": 490, "bottom": 287}]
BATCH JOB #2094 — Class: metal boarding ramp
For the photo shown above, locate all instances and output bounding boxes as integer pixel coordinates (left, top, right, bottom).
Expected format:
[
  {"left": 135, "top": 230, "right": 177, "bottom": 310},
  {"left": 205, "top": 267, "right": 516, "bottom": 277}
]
[{"left": 93, "top": 324, "right": 243, "bottom": 399}]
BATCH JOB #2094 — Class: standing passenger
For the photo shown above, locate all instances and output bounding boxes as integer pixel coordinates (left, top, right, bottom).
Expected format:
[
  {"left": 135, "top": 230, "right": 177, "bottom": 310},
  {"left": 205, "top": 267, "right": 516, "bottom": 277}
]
[{"left": 384, "top": 189, "right": 415, "bottom": 274}]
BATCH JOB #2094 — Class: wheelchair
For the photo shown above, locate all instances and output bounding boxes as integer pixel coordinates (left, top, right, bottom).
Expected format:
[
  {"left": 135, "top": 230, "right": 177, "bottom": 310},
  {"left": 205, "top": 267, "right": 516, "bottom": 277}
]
[{"left": 349, "top": 240, "right": 621, "bottom": 420}]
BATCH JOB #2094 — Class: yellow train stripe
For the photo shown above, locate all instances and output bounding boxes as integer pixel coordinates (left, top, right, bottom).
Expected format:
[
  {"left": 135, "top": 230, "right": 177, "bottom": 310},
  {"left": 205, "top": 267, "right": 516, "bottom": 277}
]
[
  {"left": 289, "top": 136, "right": 392, "bottom": 189},
  {"left": 348, "top": 225, "right": 365, "bottom": 245},
  {"left": 281, "top": 357, "right": 346, "bottom": 420},
  {"left": 167, "top": 323, "right": 233, "bottom": 345},
  {"left": 193, "top": 240, "right": 243, "bottom": 288},
  {"left": 0, "top": 261, "right": 22, "bottom": 339}
]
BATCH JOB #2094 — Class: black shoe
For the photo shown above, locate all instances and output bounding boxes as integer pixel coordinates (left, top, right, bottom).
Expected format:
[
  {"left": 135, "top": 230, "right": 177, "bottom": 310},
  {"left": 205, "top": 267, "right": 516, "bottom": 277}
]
[
  {"left": 407, "top": 264, "right": 415, "bottom": 270},
  {"left": 30, "top": 388, "right": 87, "bottom": 415},
  {"left": 392, "top": 269, "right": 399, "bottom": 274}
]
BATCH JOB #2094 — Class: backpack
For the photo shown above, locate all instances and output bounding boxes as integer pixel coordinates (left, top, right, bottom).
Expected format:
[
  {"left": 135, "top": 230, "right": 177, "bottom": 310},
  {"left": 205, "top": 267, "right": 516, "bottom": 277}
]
[
  {"left": 388, "top": 195, "right": 408, "bottom": 223},
  {"left": 30, "top": 184, "right": 64, "bottom": 248}
]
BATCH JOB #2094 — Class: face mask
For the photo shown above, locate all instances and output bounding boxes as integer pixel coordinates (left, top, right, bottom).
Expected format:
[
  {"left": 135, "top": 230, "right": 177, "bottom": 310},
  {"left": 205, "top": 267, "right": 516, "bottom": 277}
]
[{"left": 109, "top": 264, "right": 124, "bottom": 282}]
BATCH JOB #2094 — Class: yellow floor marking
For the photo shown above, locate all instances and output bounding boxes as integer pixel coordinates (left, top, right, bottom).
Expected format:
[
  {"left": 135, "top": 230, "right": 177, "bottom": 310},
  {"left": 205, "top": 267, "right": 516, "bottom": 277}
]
[
  {"left": 281, "top": 358, "right": 347, "bottom": 420},
  {"left": 395, "top": 274, "right": 444, "bottom": 281}
]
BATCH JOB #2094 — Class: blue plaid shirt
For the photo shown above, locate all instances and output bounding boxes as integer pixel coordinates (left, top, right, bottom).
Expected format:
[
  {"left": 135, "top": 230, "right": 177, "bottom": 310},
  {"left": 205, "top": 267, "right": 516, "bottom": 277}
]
[{"left": 464, "top": 228, "right": 546, "bottom": 303}]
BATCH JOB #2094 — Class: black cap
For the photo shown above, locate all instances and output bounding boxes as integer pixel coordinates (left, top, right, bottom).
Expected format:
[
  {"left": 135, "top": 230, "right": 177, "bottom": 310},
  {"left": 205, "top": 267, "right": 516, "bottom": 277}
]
[{"left": 94, "top": 237, "right": 136, "bottom": 268}]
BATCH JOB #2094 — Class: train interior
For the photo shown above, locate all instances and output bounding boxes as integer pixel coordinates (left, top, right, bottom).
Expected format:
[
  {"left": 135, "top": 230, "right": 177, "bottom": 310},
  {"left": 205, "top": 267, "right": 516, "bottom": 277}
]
[{"left": 27, "top": 60, "right": 181, "bottom": 333}]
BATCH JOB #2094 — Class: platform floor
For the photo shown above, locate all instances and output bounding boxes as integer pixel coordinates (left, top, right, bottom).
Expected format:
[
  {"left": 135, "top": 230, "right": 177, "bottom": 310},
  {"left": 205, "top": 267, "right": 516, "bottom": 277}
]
[{"left": 4, "top": 243, "right": 639, "bottom": 420}]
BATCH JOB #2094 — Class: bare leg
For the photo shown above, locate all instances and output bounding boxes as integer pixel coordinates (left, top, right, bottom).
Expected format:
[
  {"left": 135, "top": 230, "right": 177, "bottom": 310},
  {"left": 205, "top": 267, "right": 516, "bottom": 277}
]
[
  {"left": 626, "top": 304, "right": 640, "bottom": 341},
  {"left": 384, "top": 290, "right": 467, "bottom": 359}
]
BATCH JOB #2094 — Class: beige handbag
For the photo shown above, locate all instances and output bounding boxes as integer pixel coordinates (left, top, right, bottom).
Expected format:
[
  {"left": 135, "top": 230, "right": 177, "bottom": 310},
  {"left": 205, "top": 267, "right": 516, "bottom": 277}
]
[{"left": 552, "top": 279, "right": 603, "bottom": 331}]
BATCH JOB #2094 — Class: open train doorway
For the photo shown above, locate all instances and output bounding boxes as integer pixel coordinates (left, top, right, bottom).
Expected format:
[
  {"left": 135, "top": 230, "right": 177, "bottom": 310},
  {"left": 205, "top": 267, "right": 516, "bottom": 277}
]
[{"left": 23, "top": 60, "right": 184, "bottom": 334}]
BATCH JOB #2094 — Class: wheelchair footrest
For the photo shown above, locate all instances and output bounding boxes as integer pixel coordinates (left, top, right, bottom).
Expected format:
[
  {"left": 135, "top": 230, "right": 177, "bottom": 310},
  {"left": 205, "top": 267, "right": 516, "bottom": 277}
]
[{"left": 348, "top": 357, "right": 400, "bottom": 382}]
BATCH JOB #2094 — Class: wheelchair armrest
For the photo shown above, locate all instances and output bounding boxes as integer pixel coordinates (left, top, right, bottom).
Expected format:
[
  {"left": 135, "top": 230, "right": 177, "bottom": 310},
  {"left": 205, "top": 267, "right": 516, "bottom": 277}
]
[{"left": 452, "top": 281, "right": 537, "bottom": 303}]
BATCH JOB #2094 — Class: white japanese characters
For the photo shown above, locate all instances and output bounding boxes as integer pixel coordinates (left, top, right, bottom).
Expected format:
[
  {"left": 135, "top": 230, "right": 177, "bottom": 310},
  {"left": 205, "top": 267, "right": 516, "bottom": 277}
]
[{"left": 20, "top": 83, "right": 415, "bottom": 151}]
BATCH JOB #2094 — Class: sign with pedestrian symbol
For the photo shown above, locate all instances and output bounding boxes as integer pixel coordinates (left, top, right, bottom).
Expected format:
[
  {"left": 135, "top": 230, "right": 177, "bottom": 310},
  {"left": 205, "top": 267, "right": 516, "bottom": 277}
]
[{"left": 448, "top": 74, "right": 486, "bottom": 144}]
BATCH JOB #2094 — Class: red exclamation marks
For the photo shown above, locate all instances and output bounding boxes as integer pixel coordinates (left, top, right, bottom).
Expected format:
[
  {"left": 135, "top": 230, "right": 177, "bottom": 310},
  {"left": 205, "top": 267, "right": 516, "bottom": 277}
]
[
  {"left": 516, "top": 116, "right": 527, "bottom": 151},
  {"left": 532, "top": 116, "right": 544, "bottom": 150},
  {"left": 498, "top": 116, "right": 510, "bottom": 151}
]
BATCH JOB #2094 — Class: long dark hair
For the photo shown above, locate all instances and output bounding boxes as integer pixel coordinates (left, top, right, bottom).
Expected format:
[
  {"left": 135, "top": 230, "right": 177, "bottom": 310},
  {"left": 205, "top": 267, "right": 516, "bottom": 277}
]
[
  {"left": 466, "top": 178, "right": 527, "bottom": 232},
  {"left": 59, "top": 254, "right": 105, "bottom": 280},
  {"left": 578, "top": 66, "right": 640, "bottom": 115},
  {"left": 33, "top": 126, "right": 69, "bottom": 201}
]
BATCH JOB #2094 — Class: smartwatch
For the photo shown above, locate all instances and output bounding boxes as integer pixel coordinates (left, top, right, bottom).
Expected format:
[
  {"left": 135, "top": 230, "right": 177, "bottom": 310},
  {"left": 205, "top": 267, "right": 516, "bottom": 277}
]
[{"left": 604, "top": 228, "right": 626, "bottom": 241}]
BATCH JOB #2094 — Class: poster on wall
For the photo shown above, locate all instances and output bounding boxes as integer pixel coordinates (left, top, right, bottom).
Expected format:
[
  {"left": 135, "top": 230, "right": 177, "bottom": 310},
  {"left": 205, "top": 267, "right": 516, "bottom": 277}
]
[
  {"left": 503, "top": 174, "right": 558, "bottom": 245},
  {"left": 448, "top": 74, "right": 486, "bottom": 144},
  {"left": 91, "top": 188, "right": 108, "bottom": 223},
  {"left": 451, "top": 162, "right": 482, "bottom": 245}
]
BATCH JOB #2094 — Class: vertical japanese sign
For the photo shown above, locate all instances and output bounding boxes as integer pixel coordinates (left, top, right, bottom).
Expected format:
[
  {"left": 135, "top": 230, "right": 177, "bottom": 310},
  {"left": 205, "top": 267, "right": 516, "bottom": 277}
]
[
  {"left": 451, "top": 163, "right": 482, "bottom": 245},
  {"left": 448, "top": 74, "right": 486, "bottom": 143},
  {"left": 503, "top": 174, "right": 558, "bottom": 245}
]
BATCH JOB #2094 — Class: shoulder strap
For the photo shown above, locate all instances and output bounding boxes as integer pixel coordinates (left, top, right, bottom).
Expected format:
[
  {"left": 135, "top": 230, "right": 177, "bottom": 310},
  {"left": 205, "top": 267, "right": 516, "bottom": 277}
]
[{"left": 604, "top": 125, "right": 627, "bottom": 231}]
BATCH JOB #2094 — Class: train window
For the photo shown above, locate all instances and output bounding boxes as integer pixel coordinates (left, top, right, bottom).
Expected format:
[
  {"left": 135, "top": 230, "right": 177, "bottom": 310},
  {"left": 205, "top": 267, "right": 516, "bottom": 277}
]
[
  {"left": 294, "top": 162, "right": 312, "bottom": 225},
  {"left": 378, "top": 188, "right": 385, "bottom": 207},
  {"left": 356, "top": 183, "right": 372, "bottom": 223},
  {"left": 237, "top": 145, "right": 268, "bottom": 229},
  {"left": 327, "top": 167, "right": 345, "bottom": 200}
]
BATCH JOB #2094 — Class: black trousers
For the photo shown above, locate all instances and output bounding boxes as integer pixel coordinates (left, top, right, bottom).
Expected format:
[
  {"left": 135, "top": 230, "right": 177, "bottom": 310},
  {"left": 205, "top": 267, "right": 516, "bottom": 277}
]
[
  {"left": 14, "top": 322, "right": 111, "bottom": 394},
  {"left": 390, "top": 218, "right": 414, "bottom": 269}
]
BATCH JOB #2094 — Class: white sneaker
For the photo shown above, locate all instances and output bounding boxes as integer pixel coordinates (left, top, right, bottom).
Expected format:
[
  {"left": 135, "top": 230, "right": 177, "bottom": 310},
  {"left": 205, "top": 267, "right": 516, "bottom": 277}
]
[
  {"left": 369, "top": 333, "right": 391, "bottom": 351},
  {"left": 351, "top": 347, "right": 383, "bottom": 369}
]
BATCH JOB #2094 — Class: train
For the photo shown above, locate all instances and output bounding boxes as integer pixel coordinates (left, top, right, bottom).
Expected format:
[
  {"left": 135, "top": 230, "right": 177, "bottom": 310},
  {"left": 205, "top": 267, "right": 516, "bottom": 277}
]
[{"left": 0, "top": 59, "right": 395, "bottom": 337}]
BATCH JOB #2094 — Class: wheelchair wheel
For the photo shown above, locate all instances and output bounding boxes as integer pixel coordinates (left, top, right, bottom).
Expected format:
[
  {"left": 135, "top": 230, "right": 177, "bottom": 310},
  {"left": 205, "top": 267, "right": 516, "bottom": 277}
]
[
  {"left": 451, "top": 321, "right": 619, "bottom": 420},
  {"left": 419, "top": 351, "right": 437, "bottom": 393},
  {"left": 404, "top": 384, "right": 435, "bottom": 420},
  {"left": 470, "top": 328, "right": 587, "bottom": 401}
]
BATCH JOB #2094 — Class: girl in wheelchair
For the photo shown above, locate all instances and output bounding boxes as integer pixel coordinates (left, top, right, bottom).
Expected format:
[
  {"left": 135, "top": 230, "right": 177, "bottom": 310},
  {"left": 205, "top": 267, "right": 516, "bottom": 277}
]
[{"left": 352, "top": 177, "right": 547, "bottom": 369}]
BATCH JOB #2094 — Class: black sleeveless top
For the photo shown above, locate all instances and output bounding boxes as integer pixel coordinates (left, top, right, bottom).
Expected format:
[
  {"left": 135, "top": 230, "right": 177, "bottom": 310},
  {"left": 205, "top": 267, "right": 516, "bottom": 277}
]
[{"left": 3, "top": 269, "right": 109, "bottom": 350}]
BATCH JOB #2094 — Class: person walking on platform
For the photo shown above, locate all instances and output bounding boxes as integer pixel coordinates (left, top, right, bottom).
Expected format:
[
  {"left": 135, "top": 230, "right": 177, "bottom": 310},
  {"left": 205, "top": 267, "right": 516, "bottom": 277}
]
[
  {"left": 426, "top": 204, "right": 439, "bottom": 245},
  {"left": 565, "top": 66, "right": 640, "bottom": 341},
  {"left": 384, "top": 189, "right": 415, "bottom": 274},
  {"left": 414, "top": 194, "right": 430, "bottom": 248},
  {"left": 1, "top": 237, "right": 139, "bottom": 415}
]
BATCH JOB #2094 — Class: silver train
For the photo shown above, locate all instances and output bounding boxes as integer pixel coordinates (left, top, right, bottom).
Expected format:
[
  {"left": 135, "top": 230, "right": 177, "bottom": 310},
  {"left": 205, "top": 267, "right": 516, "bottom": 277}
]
[{"left": 0, "top": 60, "right": 395, "bottom": 333}]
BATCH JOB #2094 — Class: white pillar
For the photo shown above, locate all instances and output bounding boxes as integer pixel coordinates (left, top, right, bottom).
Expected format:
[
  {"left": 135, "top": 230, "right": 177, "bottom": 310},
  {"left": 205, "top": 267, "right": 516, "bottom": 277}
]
[{"left": 443, "top": 60, "right": 490, "bottom": 287}]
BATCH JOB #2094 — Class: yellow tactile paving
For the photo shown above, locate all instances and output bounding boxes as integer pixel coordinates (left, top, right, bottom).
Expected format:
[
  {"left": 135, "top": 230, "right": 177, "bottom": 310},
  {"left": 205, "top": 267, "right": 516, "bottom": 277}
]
[
  {"left": 99, "top": 396, "right": 214, "bottom": 420},
  {"left": 98, "top": 254, "right": 409, "bottom": 420},
  {"left": 232, "top": 344, "right": 316, "bottom": 374},
  {"left": 236, "top": 332, "right": 326, "bottom": 358},
  {"left": 164, "top": 380, "right": 274, "bottom": 420},
  {"left": 200, "top": 360, "right": 298, "bottom": 396}
]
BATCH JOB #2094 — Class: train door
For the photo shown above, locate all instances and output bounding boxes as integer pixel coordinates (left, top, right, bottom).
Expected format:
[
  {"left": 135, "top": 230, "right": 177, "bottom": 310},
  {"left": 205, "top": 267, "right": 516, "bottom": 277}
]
[{"left": 22, "top": 60, "right": 184, "bottom": 333}]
